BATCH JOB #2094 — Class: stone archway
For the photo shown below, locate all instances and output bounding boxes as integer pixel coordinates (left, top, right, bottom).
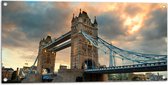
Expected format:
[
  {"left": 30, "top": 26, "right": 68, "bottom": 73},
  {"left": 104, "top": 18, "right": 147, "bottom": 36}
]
[
  {"left": 82, "top": 59, "right": 96, "bottom": 69},
  {"left": 42, "top": 68, "right": 51, "bottom": 74}
]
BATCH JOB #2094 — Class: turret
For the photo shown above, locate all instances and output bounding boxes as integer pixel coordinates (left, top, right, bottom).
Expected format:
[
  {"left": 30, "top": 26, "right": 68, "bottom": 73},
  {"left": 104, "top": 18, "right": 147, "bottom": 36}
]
[
  {"left": 39, "top": 35, "right": 52, "bottom": 48},
  {"left": 79, "top": 11, "right": 89, "bottom": 18},
  {"left": 71, "top": 9, "right": 98, "bottom": 31},
  {"left": 45, "top": 35, "right": 52, "bottom": 43},
  {"left": 93, "top": 16, "right": 98, "bottom": 27},
  {"left": 79, "top": 9, "right": 82, "bottom": 17},
  {"left": 39, "top": 38, "right": 45, "bottom": 46}
]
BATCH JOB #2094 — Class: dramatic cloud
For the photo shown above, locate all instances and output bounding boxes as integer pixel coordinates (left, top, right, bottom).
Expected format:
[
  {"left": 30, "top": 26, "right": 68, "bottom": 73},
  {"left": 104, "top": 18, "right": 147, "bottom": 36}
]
[
  {"left": 138, "top": 8, "right": 167, "bottom": 54},
  {"left": 1, "top": 2, "right": 167, "bottom": 73},
  {"left": 141, "top": 8, "right": 167, "bottom": 40},
  {"left": 2, "top": 1, "right": 73, "bottom": 70},
  {"left": 2, "top": 2, "right": 72, "bottom": 41},
  {"left": 98, "top": 12, "right": 126, "bottom": 41}
]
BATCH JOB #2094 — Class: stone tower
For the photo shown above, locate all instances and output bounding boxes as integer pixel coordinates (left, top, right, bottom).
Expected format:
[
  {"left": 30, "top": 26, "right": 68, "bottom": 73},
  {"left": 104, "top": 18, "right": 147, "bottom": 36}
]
[
  {"left": 71, "top": 10, "right": 98, "bottom": 69},
  {"left": 37, "top": 36, "right": 56, "bottom": 74}
]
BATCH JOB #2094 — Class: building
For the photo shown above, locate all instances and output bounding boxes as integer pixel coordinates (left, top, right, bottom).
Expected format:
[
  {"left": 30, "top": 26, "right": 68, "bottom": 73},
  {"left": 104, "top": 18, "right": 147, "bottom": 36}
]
[
  {"left": 37, "top": 36, "right": 56, "bottom": 74},
  {"left": 108, "top": 73, "right": 147, "bottom": 81},
  {"left": 130, "top": 74, "right": 147, "bottom": 81},
  {"left": 108, "top": 73, "right": 131, "bottom": 81},
  {"left": 71, "top": 9, "right": 98, "bottom": 69},
  {"left": 18, "top": 66, "right": 37, "bottom": 79},
  {"left": 19, "top": 66, "right": 41, "bottom": 83},
  {"left": 146, "top": 73, "right": 165, "bottom": 81},
  {"left": 2, "top": 67, "right": 14, "bottom": 81}
]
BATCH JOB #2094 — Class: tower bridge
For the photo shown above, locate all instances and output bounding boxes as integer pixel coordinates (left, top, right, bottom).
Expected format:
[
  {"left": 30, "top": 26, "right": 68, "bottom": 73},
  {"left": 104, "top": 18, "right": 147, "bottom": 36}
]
[{"left": 22, "top": 10, "right": 167, "bottom": 82}]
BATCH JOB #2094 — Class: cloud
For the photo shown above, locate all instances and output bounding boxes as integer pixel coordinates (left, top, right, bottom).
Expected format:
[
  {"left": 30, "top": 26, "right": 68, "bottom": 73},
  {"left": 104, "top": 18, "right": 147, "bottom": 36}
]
[
  {"left": 98, "top": 12, "right": 126, "bottom": 41},
  {"left": 96, "top": 3, "right": 167, "bottom": 55},
  {"left": 2, "top": 2, "right": 167, "bottom": 71},
  {"left": 2, "top": 1, "right": 73, "bottom": 52},
  {"left": 2, "top": 2, "right": 73, "bottom": 69},
  {"left": 2, "top": 2, "right": 72, "bottom": 40},
  {"left": 124, "top": 4, "right": 142, "bottom": 17},
  {"left": 138, "top": 38, "right": 167, "bottom": 54},
  {"left": 136, "top": 7, "right": 167, "bottom": 54},
  {"left": 141, "top": 8, "right": 167, "bottom": 40}
]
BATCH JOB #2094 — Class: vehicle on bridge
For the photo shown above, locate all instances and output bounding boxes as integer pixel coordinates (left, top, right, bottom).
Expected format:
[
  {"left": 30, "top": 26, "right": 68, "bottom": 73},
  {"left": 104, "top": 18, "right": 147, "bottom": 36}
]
[{"left": 42, "top": 73, "right": 54, "bottom": 82}]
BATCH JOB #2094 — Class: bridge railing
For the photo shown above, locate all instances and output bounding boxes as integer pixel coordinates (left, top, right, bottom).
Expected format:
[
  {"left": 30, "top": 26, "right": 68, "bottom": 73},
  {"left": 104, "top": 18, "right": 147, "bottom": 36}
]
[{"left": 85, "top": 61, "right": 167, "bottom": 73}]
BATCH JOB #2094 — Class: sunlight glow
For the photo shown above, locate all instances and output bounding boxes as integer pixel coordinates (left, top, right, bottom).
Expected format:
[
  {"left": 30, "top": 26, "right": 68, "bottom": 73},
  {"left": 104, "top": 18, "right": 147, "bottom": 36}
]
[
  {"left": 124, "top": 15, "right": 144, "bottom": 34},
  {"left": 130, "top": 25, "right": 141, "bottom": 33}
]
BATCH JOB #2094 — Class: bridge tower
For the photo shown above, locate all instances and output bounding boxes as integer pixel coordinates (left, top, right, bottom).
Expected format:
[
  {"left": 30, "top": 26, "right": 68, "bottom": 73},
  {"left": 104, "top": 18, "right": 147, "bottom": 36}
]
[
  {"left": 37, "top": 36, "right": 56, "bottom": 75},
  {"left": 71, "top": 9, "right": 99, "bottom": 69}
]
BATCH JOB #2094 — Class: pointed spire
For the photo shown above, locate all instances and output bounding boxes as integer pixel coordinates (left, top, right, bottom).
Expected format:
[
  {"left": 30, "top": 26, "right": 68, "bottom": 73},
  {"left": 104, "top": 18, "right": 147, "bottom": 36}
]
[
  {"left": 80, "top": 8, "right": 81, "bottom": 13},
  {"left": 40, "top": 38, "right": 45, "bottom": 45},
  {"left": 94, "top": 16, "right": 98, "bottom": 25},
  {"left": 79, "top": 8, "right": 82, "bottom": 17}
]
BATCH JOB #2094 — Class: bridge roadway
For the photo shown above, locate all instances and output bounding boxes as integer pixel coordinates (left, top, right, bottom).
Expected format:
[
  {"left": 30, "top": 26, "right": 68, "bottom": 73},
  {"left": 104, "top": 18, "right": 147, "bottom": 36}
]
[
  {"left": 84, "top": 62, "right": 167, "bottom": 74},
  {"left": 49, "top": 41, "right": 71, "bottom": 52},
  {"left": 43, "top": 31, "right": 71, "bottom": 49}
]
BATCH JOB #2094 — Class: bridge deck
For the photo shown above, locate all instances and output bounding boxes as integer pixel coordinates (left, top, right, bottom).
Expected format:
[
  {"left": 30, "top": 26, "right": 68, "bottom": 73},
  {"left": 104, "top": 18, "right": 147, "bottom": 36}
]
[
  {"left": 85, "top": 62, "right": 167, "bottom": 74},
  {"left": 44, "top": 31, "right": 71, "bottom": 49},
  {"left": 50, "top": 41, "right": 71, "bottom": 52}
]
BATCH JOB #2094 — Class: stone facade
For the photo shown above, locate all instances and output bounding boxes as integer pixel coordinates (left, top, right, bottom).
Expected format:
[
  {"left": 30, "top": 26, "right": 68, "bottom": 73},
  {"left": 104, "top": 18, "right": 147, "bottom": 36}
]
[
  {"left": 37, "top": 36, "right": 56, "bottom": 75},
  {"left": 2, "top": 67, "right": 14, "bottom": 81},
  {"left": 53, "top": 69, "right": 84, "bottom": 82},
  {"left": 71, "top": 10, "right": 99, "bottom": 69},
  {"left": 35, "top": 10, "right": 105, "bottom": 82}
]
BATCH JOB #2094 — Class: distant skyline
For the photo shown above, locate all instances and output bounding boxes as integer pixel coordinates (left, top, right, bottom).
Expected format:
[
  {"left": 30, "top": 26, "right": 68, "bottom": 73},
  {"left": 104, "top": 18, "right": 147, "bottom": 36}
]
[{"left": 2, "top": 1, "right": 167, "bottom": 75}]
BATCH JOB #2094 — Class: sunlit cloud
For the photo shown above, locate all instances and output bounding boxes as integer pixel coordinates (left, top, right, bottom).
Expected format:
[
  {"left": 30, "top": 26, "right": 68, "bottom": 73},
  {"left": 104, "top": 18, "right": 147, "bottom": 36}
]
[{"left": 2, "top": 2, "right": 167, "bottom": 72}]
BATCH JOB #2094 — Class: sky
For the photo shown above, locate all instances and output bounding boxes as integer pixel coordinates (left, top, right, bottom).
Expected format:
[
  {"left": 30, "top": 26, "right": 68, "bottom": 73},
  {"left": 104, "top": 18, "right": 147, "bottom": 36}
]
[{"left": 1, "top": 1, "right": 167, "bottom": 76}]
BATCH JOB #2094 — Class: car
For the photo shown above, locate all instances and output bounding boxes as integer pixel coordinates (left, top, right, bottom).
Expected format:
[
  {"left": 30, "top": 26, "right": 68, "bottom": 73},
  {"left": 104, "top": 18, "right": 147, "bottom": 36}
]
[{"left": 42, "top": 73, "right": 53, "bottom": 82}]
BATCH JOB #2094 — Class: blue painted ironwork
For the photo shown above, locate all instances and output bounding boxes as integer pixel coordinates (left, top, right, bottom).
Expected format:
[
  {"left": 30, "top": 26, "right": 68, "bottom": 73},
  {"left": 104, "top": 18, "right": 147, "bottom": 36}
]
[
  {"left": 80, "top": 31, "right": 167, "bottom": 67},
  {"left": 85, "top": 61, "right": 167, "bottom": 73}
]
